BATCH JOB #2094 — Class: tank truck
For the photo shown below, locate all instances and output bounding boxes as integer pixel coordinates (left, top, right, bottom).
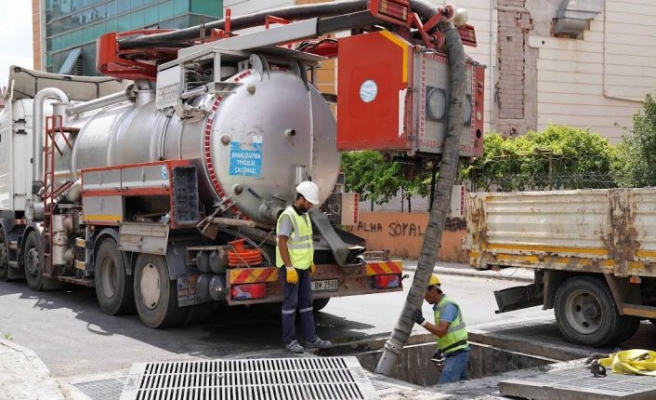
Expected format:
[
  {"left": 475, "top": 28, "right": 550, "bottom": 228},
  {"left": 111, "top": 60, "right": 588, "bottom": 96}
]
[{"left": 0, "top": 0, "right": 484, "bottom": 328}]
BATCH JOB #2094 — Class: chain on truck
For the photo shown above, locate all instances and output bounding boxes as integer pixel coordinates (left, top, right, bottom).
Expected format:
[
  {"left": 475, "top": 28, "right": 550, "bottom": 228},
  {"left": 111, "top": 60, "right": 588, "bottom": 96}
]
[{"left": 0, "top": 0, "right": 484, "bottom": 329}]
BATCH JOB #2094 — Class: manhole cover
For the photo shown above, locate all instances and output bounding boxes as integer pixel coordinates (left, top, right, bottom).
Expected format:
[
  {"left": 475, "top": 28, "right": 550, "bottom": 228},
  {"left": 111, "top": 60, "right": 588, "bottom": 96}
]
[{"left": 120, "top": 356, "right": 379, "bottom": 400}]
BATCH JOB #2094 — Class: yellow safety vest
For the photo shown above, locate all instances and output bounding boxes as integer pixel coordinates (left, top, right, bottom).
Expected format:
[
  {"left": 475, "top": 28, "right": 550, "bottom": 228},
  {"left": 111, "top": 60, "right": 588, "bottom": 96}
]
[
  {"left": 276, "top": 206, "right": 314, "bottom": 269},
  {"left": 433, "top": 295, "right": 468, "bottom": 354}
]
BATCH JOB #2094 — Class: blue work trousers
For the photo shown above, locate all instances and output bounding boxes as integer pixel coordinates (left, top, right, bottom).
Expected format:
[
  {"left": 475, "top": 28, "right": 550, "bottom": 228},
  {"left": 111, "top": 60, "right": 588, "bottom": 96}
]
[
  {"left": 280, "top": 267, "right": 316, "bottom": 344},
  {"left": 438, "top": 348, "right": 470, "bottom": 384}
]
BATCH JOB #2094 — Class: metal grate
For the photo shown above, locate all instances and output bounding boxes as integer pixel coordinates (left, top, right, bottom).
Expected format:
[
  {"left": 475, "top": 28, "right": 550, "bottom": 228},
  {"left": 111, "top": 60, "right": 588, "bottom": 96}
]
[
  {"left": 120, "top": 357, "right": 379, "bottom": 400},
  {"left": 73, "top": 377, "right": 126, "bottom": 400}
]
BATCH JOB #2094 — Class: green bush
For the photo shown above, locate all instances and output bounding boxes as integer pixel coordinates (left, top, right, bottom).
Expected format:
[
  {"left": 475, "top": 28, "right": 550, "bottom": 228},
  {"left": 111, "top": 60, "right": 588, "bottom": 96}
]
[
  {"left": 463, "top": 125, "right": 617, "bottom": 192},
  {"left": 613, "top": 93, "right": 656, "bottom": 187}
]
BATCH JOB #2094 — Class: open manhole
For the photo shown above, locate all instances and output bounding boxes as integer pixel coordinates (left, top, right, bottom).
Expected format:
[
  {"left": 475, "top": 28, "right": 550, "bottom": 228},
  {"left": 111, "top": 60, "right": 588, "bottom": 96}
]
[{"left": 120, "top": 356, "right": 379, "bottom": 400}]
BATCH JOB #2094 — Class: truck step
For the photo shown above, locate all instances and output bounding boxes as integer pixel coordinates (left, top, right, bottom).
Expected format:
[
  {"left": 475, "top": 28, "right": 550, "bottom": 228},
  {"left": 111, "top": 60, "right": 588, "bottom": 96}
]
[
  {"left": 8, "top": 241, "right": 18, "bottom": 251},
  {"left": 56, "top": 276, "right": 94, "bottom": 287},
  {"left": 8, "top": 261, "right": 18, "bottom": 269},
  {"left": 74, "top": 260, "right": 86, "bottom": 270},
  {"left": 75, "top": 238, "right": 85, "bottom": 248}
]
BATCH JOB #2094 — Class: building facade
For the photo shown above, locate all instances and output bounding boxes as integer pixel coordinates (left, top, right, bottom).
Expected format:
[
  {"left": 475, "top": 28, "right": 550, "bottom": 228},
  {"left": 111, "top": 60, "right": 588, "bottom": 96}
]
[
  {"left": 33, "top": 0, "right": 223, "bottom": 76},
  {"left": 31, "top": 0, "right": 656, "bottom": 142},
  {"left": 227, "top": 0, "right": 656, "bottom": 143},
  {"left": 459, "top": 0, "right": 656, "bottom": 142}
]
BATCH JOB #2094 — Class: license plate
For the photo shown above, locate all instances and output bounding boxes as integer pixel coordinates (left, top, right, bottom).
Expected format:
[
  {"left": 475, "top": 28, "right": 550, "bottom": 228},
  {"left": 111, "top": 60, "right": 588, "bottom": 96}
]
[{"left": 312, "top": 279, "right": 339, "bottom": 292}]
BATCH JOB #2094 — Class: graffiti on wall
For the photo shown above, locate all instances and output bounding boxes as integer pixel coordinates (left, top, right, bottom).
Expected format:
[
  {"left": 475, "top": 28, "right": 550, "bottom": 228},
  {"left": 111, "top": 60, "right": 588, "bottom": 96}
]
[{"left": 355, "top": 218, "right": 465, "bottom": 237}]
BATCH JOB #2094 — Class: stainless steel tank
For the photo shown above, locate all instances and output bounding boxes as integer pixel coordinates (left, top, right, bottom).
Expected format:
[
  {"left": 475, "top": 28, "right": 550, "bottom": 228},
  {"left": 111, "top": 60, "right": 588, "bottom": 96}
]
[{"left": 63, "top": 69, "right": 340, "bottom": 225}]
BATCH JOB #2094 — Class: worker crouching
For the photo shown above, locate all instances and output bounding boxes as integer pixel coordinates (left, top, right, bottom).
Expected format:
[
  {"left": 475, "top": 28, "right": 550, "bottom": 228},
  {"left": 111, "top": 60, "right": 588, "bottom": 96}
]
[{"left": 413, "top": 275, "right": 470, "bottom": 384}]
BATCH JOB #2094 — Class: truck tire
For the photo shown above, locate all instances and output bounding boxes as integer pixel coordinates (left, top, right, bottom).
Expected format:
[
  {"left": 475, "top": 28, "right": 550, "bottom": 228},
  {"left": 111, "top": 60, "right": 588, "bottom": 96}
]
[
  {"left": 554, "top": 275, "right": 622, "bottom": 347},
  {"left": 134, "top": 254, "right": 189, "bottom": 328},
  {"left": 24, "top": 231, "right": 44, "bottom": 291},
  {"left": 95, "top": 239, "right": 135, "bottom": 315},
  {"left": 616, "top": 316, "right": 641, "bottom": 343},
  {"left": 313, "top": 298, "right": 330, "bottom": 312},
  {"left": 0, "top": 237, "right": 8, "bottom": 282}
]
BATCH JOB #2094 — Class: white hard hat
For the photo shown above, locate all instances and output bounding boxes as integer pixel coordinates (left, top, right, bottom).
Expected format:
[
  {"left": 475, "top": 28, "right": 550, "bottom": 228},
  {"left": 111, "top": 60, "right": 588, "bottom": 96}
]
[{"left": 296, "top": 181, "right": 320, "bottom": 205}]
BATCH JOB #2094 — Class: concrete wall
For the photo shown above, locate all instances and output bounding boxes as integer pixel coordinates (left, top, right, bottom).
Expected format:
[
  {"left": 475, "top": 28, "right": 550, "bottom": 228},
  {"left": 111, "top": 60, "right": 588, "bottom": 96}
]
[
  {"left": 32, "top": 0, "right": 42, "bottom": 71},
  {"left": 451, "top": 0, "right": 497, "bottom": 136},
  {"left": 351, "top": 212, "right": 467, "bottom": 262}
]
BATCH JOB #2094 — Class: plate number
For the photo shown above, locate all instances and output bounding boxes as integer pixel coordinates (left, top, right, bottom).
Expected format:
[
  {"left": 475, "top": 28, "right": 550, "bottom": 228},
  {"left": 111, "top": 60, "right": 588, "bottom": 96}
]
[{"left": 312, "top": 279, "right": 339, "bottom": 292}]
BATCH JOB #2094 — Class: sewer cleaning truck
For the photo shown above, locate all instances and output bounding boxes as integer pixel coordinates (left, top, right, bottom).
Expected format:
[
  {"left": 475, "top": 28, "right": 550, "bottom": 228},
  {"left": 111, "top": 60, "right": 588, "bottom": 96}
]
[
  {"left": 0, "top": 1, "right": 484, "bottom": 328},
  {"left": 466, "top": 188, "right": 656, "bottom": 347}
]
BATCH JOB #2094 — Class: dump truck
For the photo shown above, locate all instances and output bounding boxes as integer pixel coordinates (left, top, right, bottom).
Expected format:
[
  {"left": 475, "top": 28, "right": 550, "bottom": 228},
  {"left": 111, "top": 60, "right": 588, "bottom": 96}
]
[
  {"left": 466, "top": 188, "right": 656, "bottom": 347},
  {"left": 0, "top": 1, "right": 484, "bottom": 328}
]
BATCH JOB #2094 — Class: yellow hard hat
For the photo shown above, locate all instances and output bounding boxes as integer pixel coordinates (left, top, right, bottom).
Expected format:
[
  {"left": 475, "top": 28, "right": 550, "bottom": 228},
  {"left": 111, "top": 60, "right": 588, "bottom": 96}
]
[{"left": 429, "top": 275, "right": 441, "bottom": 286}]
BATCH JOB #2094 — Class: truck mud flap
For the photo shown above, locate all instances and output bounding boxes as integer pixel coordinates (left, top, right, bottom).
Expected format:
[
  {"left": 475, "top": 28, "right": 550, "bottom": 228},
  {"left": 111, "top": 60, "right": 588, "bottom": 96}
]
[
  {"left": 309, "top": 209, "right": 365, "bottom": 271},
  {"left": 494, "top": 283, "right": 543, "bottom": 313}
]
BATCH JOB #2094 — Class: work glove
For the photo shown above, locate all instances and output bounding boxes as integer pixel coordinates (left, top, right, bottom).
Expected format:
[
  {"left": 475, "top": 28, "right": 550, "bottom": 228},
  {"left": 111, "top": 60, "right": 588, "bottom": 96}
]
[
  {"left": 286, "top": 266, "right": 299, "bottom": 284},
  {"left": 431, "top": 350, "right": 445, "bottom": 367},
  {"left": 310, "top": 262, "right": 316, "bottom": 276},
  {"left": 412, "top": 309, "right": 427, "bottom": 326}
]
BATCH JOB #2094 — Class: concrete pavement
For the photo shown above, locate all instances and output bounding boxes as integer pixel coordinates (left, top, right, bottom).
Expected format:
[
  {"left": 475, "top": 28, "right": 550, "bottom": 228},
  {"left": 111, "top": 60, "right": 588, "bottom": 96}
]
[
  {"left": 0, "top": 262, "right": 531, "bottom": 400},
  {"left": 0, "top": 338, "right": 64, "bottom": 400}
]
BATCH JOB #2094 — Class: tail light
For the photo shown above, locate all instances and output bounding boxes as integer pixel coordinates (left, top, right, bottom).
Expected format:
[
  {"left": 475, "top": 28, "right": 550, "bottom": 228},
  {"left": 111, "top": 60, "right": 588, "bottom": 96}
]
[
  {"left": 374, "top": 274, "right": 401, "bottom": 289},
  {"left": 231, "top": 283, "right": 267, "bottom": 300}
]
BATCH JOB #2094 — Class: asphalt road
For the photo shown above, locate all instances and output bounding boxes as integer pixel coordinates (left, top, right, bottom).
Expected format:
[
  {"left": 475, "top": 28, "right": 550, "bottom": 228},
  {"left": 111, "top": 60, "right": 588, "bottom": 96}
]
[{"left": 0, "top": 272, "right": 546, "bottom": 379}]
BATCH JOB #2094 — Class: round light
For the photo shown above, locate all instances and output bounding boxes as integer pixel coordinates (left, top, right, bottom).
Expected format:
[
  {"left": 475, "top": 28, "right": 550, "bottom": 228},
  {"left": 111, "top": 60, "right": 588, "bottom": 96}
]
[
  {"left": 453, "top": 8, "right": 469, "bottom": 28},
  {"left": 463, "top": 94, "right": 472, "bottom": 126},
  {"left": 426, "top": 87, "right": 446, "bottom": 121}
]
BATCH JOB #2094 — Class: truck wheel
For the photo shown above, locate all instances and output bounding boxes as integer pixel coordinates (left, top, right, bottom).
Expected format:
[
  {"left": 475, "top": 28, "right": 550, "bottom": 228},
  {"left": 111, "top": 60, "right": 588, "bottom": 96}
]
[
  {"left": 555, "top": 275, "right": 621, "bottom": 347},
  {"left": 616, "top": 316, "right": 641, "bottom": 343},
  {"left": 313, "top": 298, "right": 330, "bottom": 312},
  {"left": 95, "top": 239, "right": 135, "bottom": 315},
  {"left": 0, "top": 237, "right": 8, "bottom": 282},
  {"left": 24, "top": 231, "right": 44, "bottom": 291},
  {"left": 134, "top": 254, "right": 189, "bottom": 328}
]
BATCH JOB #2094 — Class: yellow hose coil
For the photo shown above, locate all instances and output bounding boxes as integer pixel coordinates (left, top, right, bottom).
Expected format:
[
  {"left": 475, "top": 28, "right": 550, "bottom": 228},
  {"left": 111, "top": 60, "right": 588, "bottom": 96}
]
[{"left": 599, "top": 350, "right": 656, "bottom": 376}]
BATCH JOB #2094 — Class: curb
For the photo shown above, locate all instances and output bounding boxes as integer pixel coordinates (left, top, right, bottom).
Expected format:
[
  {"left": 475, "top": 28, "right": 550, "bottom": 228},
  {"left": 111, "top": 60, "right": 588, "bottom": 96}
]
[{"left": 0, "top": 339, "right": 65, "bottom": 400}]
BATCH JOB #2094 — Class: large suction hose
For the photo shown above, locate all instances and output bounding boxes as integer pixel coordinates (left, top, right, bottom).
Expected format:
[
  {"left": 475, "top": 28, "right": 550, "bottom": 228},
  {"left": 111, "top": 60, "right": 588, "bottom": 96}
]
[
  {"left": 33, "top": 88, "right": 70, "bottom": 185},
  {"left": 119, "top": 0, "right": 442, "bottom": 50}
]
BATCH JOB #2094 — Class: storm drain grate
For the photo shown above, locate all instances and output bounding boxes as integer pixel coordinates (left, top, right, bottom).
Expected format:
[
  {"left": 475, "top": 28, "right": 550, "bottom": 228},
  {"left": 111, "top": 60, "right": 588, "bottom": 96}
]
[
  {"left": 72, "top": 377, "right": 125, "bottom": 400},
  {"left": 120, "top": 356, "right": 379, "bottom": 400}
]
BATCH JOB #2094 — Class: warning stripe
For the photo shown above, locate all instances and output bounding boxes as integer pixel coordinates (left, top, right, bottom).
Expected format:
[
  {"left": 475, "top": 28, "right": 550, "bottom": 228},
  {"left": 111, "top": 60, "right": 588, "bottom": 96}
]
[
  {"left": 229, "top": 267, "right": 279, "bottom": 284},
  {"left": 365, "top": 261, "right": 403, "bottom": 276}
]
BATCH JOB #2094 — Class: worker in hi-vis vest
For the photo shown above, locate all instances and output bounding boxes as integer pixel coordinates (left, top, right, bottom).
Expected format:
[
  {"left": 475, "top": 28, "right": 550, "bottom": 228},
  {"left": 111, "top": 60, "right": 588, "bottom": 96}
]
[
  {"left": 276, "top": 181, "right": 333, "bottom": 354},
  {"left": 413, "top": 275, "right": 470, "bottom": 383}
]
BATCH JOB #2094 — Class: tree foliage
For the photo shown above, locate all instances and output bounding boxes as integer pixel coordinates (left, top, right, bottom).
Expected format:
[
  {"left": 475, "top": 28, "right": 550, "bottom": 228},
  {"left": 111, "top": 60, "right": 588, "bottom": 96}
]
[
  {"left": 341, "top": 151, "right": 429, "bottom": 208},
  {"left": 613, "top": 93, "right": 656, "bottom": 187},
  {"left": 341, "top": 151, "right": 403, "bottom": 204},
  {"left": 462, "top": 125, "right": 617, "bottom": 191}
]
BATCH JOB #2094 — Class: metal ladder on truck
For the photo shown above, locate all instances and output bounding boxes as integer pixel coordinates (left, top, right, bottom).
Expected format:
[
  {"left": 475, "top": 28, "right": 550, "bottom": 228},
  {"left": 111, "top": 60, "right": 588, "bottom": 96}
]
[{"left": 42, "top": 115, "right": 74, "bottom": 280}]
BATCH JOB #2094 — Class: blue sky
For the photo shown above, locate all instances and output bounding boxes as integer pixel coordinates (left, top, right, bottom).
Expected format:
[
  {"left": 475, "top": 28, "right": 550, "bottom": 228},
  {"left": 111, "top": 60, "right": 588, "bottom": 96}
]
[{"left": 0, "top": 1, "right": 33, "bottom": 87}]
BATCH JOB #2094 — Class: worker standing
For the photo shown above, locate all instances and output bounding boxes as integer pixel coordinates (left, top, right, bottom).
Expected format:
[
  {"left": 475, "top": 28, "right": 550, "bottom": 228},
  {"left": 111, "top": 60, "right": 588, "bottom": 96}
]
[
  {"left": 412, "top": 275, "right": 470, "bottom": 384},
  {"left": 276, "top": 181, "right": 333, "bottom": 353}
]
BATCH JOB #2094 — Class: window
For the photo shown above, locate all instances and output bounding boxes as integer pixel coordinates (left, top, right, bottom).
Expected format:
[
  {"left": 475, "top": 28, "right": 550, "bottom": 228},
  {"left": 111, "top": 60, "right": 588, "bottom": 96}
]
[
  {"left": 144, "top": 5, "right": 159, "bottom": 26},
  {"left": 131, "top": 9, "right": 145, "bottom": 28},
  {"left": 117, "top": 0, "right": 130, "bottom": 14},
  {"left": 173, "top": 0, "right": 189, "bottom": 15},
  {"left": 117, "top": 14, "right": 131, "bottom": 31},
  {"left": 159, "top": 1, "right": 174, "bottom": 20},
  {"left": 106, "top": 1, "right": 117, "bottom": 19},
  {"left": 191, "top": 0, "right": 222, "bottom": 17}
]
